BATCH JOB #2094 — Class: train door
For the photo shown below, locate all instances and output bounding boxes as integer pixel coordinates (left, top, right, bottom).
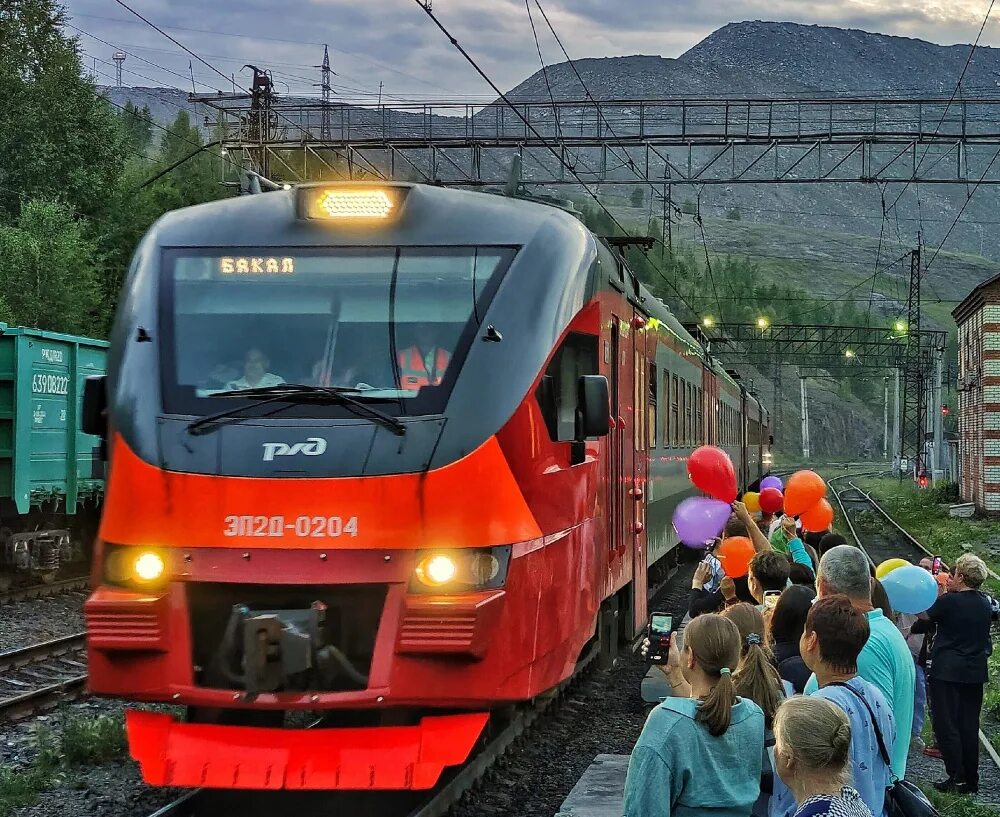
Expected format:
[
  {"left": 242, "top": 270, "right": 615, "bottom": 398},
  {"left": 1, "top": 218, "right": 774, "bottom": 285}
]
[
  {"left": 606, "top": 317, "right": 626, "bottom": 590},
  {"left": 631, "top": 310, "right": 650, "bottom": 635}
]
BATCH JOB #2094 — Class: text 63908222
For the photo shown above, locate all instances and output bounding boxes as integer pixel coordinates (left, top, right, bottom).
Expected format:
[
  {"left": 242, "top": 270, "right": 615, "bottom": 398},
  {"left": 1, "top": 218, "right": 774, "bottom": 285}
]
[{"left": 223, "top": 515, "right": 359, "bottom": 538}]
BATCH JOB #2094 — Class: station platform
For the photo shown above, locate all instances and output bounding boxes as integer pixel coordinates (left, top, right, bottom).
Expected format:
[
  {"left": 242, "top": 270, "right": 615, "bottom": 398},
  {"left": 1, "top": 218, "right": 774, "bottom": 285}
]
[{"left": 555, "top": 754, "right": 629, "bottom": 817}]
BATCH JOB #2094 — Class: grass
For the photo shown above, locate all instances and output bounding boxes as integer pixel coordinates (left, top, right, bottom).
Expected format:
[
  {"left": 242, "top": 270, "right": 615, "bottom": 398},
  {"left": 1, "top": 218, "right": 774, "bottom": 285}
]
[
  {"left": 923, "top": 787, "right": 1000, "bottom": 817},
  {"left": 0, "top": 714, "right": 127, "bottom": 817},
  {"left": 853, "top": 477, "right": 1000, "bottom": 596}
]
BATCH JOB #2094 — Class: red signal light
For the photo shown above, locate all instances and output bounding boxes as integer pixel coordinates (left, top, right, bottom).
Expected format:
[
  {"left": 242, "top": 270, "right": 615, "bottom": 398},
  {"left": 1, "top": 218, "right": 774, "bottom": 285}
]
[
  {"left": 941, "top": 405, "right": 950, "bottom": 416},
  {"left": 918, "top": 472, "right": 929, "bottom": 489}
]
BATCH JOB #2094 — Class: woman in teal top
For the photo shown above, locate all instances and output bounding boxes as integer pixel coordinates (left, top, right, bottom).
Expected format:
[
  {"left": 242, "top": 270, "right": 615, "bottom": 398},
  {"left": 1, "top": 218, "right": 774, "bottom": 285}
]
[{"left": 624, "top": 614, "right": 766, "bottom": 817}]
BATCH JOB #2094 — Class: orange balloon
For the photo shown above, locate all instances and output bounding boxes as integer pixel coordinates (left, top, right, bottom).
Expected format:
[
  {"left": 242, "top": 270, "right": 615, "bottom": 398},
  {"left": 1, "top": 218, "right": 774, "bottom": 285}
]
[
  {"left": 785, "top": 470, "right": 827, "bottom": 516},
  {"left": 718, "top": 536, "right": 755, "bottom": 579},
  {"left": 800, "top": 498, "right": 834, "bottom": 532}
]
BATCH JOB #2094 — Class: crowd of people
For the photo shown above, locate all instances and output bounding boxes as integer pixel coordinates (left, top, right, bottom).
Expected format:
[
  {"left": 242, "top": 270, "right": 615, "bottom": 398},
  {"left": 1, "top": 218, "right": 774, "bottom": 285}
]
[{"left": 624, "top": 497, "right": 997, "bottom": 817}]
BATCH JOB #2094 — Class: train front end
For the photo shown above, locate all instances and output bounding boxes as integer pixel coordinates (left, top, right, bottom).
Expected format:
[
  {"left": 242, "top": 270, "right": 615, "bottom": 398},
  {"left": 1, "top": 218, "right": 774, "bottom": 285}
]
[{"left": 84, "top": 183, "right": 608, "bottom": 792}]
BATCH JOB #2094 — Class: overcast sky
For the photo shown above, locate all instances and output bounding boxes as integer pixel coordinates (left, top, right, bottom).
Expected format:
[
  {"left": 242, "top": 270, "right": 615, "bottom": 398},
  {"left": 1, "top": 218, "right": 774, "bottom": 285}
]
[{"left": 63, "top": 0, "right": 1000, "bottom": 104}]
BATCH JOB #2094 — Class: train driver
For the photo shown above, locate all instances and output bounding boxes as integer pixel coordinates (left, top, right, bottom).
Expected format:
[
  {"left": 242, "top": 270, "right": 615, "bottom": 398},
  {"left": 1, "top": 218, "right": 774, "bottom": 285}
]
[
  {"left": 396, "top": 325, "right": 451, "bottom": 390},
  {"left": 226, "top": 347, "right": 285, "bottom": 391}
]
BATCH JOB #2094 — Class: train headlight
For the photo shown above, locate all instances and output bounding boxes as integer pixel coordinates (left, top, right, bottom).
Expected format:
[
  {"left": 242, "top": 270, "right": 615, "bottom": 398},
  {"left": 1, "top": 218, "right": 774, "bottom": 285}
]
[
  {"left": 133, "top": 552, "right": 166, "bottom": 583},
  {"left": 411, "top": 547, "right": 511, "bottom": 593},
  {"left": 416, "top": 554, "right": 457, "bottom": 587},
  {"left": 104, "top": 546, "right": 167, "bottom": 587}
]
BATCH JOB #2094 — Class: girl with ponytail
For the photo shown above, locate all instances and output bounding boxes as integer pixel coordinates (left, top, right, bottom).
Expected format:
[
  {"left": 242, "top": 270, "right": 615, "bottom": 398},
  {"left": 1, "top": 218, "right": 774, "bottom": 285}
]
[
  {"left": 624, "top": 614, "right": 765, "bottom": 817},
  {"left": 722, "top": 603, "right": 786, "bottom": 727}
]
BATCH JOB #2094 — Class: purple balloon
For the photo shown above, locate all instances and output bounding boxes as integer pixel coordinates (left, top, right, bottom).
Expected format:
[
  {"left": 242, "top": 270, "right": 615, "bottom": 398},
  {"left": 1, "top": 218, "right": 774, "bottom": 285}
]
[
  {"left": 673, "top": 497, "right": 731, "bottom": 548},
  {"left": 761, "top": 475, "right": 783, "bottom": 492}
]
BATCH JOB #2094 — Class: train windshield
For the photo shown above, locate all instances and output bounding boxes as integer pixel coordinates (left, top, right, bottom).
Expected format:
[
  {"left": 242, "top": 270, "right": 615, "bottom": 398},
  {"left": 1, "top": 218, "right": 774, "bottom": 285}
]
[{"left": 161, "top": 247, "right": 515, "bottom": 416}]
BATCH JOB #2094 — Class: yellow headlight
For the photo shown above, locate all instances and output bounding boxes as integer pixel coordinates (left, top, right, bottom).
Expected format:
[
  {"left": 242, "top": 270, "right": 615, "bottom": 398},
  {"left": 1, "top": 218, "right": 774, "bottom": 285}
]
[
  {"left": 133, "top": 552, "right": 165, "bottom": 583},
  {"left": 415, "top": 554, "right": 457, "bottom": 587}
]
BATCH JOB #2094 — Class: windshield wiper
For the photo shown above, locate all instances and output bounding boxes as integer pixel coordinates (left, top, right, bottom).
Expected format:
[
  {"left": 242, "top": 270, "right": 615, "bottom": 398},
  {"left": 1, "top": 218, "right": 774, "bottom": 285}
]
[{"left": 187, "top": 384, "right": 407, "bottom": 437}]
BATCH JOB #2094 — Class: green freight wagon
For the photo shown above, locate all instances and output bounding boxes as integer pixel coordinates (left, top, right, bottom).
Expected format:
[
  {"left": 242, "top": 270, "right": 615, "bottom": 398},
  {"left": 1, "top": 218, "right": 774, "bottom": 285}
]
[{"left": 0, "top": 325, "right": 107, "bottom": 585}]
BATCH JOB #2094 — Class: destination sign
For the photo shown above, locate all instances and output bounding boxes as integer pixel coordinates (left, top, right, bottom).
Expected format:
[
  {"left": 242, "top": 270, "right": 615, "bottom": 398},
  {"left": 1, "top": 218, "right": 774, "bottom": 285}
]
[{"left": 219, "top": 256, "right": 295, "bottom": 275}]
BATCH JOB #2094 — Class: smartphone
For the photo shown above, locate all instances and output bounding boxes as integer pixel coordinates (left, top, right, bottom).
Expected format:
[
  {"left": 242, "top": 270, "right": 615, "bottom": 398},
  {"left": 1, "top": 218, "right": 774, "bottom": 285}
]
[
  {"left": 763, "top": 590, "right": 781, "bottom": 610},
  {"left": 932, "top": 556, "right": 942, "bottom": 575},
  {"left": 647, "top": 612, "right": 673, "bottom": 664}
]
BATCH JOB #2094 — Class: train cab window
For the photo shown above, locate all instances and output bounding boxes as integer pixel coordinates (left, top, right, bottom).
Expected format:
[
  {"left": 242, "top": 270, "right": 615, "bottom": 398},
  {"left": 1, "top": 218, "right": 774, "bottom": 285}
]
[
  {"left": 670, "top": 374, "right": 679, "bottom": 447},
  {"left": 648, "top": 362, "right": 657, "bottom": 449},
  {"left": 536, "top": 332, "right": 599, "bottom": 442},
  {"left": 162, "top": 247, "right": 516, "bottom": 417}
]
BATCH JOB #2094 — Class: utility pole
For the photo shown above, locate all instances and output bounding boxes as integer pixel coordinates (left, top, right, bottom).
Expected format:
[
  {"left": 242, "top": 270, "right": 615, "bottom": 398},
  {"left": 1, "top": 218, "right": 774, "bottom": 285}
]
[
  {"left": 883, "top": 375, "right": 889, "bottom": 460},
  {"left": 900, "top": 234, "right": 924, "bottom": 479},
  {"left": 378, "top": 81, "right": 384, "bottom": 107},
  {"left": 800, "top": 376, "right": 810, "bottom": 460},
  {"left": 932, "top": 344, "right": 945, "bottom": 483},
  {"left": 892, "top": 367, "right": 902, "bottom": 475},
  {"left": 317, "top": 45, "right": 333, "bottom": 141}
]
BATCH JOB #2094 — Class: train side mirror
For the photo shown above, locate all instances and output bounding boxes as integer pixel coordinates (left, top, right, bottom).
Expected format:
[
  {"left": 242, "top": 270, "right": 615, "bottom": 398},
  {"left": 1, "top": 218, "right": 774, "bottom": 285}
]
[
  {"left": 576, "top": 375, "right": 610, "bottom": 440},
  {"left": 82, "top": 375, "right": 107, "bottom": 439}
]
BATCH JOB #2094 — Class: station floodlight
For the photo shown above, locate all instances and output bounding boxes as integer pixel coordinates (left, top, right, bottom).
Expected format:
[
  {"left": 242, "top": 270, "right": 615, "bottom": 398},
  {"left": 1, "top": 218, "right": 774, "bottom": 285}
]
[
  {"left": 300, "top": 187, "right": 398, "bottom": 220},
  {"left": 756, "top": 316, "right": 770, "bottom": 330},
  {"left": 844, "top": 349, "right": 855, "bottom": 359},
  {"left": 702, "top": 316, "right": 715, "bottom": 328}
]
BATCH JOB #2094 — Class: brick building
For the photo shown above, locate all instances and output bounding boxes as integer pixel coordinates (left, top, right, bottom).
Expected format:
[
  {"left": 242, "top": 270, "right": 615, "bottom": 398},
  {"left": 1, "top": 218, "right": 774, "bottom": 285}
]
[{"left": 953, "top": 278, "right": 1000, "bottom": 513}]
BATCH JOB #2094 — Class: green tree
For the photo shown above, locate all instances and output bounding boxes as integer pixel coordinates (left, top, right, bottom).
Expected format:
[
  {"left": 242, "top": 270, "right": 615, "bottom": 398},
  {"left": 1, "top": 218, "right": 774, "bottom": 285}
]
[
  {"left": 120, "top": 101, "right": 153, "bottom": 155},
  {"left": 0, "top": 199, "right": 100, "bottom": 334},
  {"left": 0, "top": 0, "right": 128, "bottom": 221}
]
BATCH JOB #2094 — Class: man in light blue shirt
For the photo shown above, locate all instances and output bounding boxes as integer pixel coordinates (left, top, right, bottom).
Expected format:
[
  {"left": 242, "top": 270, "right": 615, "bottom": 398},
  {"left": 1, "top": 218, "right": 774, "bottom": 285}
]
[{"left": 803, "top": 545, "right": 914, "bottom": 777}]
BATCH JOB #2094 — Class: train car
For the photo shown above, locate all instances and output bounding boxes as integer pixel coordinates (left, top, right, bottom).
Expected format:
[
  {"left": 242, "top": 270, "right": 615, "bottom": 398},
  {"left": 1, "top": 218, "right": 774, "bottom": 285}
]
[
  {"left": 82, "top": 183, "right": 771, "bottom": 792},
  {"left": 0, "top": 325, "right": 106, "bottom": 587}
]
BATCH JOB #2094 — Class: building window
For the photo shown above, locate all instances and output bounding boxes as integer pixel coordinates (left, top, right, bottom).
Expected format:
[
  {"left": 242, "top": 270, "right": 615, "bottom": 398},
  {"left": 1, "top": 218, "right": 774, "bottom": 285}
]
[{"left": 535, "top": 332, "right": 599, "bottom": 442}]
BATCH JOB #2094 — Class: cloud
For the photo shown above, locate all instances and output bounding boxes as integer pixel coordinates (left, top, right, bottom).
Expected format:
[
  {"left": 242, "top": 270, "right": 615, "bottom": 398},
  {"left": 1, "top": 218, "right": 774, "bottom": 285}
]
[{"left": 62, "top": 0, "right": 1000, "bottom": 99}]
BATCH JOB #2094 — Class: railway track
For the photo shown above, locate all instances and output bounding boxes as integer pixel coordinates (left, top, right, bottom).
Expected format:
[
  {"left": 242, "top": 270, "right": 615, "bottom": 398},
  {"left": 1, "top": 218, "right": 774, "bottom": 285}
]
[
  {"left": 0, "top": 575, "right": 89, "bottom": 605},
  {"left": 830, "top": 474, "right": 1000, "bottom": 776},
  {"left": 0, "top": 632, "right": 87, "bottom": 722}
]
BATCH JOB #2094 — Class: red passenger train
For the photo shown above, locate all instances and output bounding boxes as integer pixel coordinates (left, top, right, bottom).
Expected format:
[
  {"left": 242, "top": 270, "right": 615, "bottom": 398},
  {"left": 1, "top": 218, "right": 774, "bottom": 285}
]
[{"left": 81, "top": 183, "right": 771, "bottom": 791}]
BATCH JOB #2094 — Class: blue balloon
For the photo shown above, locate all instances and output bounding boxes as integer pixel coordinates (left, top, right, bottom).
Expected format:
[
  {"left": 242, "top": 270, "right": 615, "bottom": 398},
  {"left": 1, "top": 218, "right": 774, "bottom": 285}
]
[
  {"left": 880, "top": 565, "right": 938, "bottom": 615},
  {"left": 761, "top": 475, "right": 783, "bottom": 492}
]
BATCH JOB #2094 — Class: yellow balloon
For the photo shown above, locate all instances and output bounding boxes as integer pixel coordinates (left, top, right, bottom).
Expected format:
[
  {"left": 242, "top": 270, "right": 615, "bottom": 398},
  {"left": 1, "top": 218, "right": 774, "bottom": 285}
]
[
  {"left": 876, "top": 558, "right": 910, "bottom": 580},
  {"left": 743, "top": 491, "right": 761, "bottom": 514}
]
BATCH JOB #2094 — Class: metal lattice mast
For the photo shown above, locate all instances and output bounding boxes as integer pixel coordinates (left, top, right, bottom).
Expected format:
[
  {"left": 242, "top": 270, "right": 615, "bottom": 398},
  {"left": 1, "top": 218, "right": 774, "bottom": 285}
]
[
  {"left": 900, "top": 236, "right": 924, "bottom": 475},
  {"left": 113, "top": 50, "right": 126, "bottom": 87},
  {"left": 319, "top": 45, "right": 332, "bottom": 141}
]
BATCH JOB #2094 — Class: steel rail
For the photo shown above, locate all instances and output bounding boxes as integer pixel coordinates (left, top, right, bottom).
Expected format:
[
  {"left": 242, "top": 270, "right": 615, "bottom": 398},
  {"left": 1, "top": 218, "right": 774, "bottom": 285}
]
[
  {"left": 832, "top": 473, "right": 1000, "bottom": 776},
  {"left": 0, "top": 576, "right": 89, "bottom": 605},
  {"left": 0, "top": 632, "right": 86, "bottom": 674}
]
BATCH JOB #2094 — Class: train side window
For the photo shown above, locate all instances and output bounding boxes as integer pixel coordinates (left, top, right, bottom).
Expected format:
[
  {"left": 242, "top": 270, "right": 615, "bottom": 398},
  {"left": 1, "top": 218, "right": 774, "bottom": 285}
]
[
  {"left": 535, "top": 332, "right": 599, "bottom": 442},
  {"left": 671, "top": 374, "right": 679, "bottom": 447},
  {"left": 648, "top": 362, "right": 657, "bottom": 449},
  {"left": 633, "top": 352, "right": 644, "bottom": 452},
  {"left": 677, "top": 378, "right": 685, "bottom": 447},
  {"left": 662, "top": 370, "right": 670, "bottom": 447},
  {"left": 686, "top": 383, "right": 694, "bottom": 445},
  {"left": 696, "top": 387, "right": 703, "bottom": 444}
]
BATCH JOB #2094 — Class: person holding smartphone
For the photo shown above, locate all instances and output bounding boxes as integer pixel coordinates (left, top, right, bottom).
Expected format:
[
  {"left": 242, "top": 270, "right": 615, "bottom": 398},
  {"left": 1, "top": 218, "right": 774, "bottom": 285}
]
[{"left": 625, "top": 614, "right": 765, "bottom": 817}]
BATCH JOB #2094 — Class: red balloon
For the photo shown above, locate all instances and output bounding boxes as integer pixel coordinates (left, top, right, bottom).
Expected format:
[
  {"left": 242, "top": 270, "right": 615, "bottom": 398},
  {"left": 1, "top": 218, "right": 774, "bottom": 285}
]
[
  {"left": 800, "top": 498, "right": 834, "bottom": 532},
  {"left": 759, "top": 487, "right": 784, "bottom": 514},
  {"left": 688, "top": 446, "right": 737, "bottom": 503},
  {"left": 784, "top": 470, "right": 827, "bottom": 516},
  {"left": 717, "top": 536, "right": 755, "bottom": 579}
]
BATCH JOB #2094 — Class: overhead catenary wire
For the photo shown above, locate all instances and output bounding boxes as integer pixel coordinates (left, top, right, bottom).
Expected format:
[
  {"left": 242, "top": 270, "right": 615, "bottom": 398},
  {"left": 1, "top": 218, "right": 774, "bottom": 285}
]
[{"left": 410, "top": 0, "right": 702, "bottom": 320}]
